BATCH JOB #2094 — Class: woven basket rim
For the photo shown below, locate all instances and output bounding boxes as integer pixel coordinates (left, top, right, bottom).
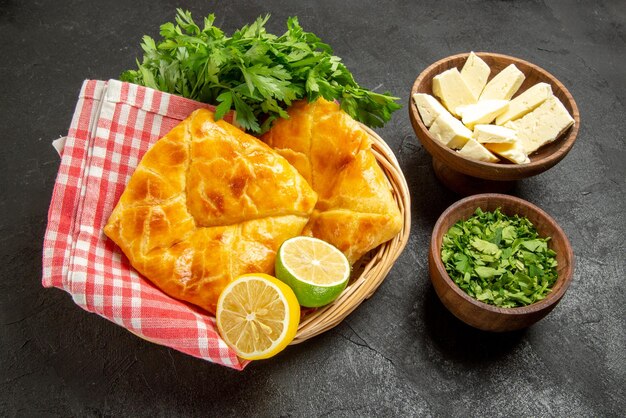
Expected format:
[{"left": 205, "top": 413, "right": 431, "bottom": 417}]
[{"left": 291, "top": 124, "right": 411, "bottom": 344}]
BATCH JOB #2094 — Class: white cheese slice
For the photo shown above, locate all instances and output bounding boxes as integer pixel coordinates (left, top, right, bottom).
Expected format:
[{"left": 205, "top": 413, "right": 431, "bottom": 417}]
[
  {"left": 504, "top": 95, "right": 574, "bottom": 155},
  {"left": 432, "top": 68, "right": 477, "bottom": 117},
  {"left": 479, "top": 64, "right": 526, "bottom": 101},
  {"left": 461, "top": 52, "right": 491, "bottom": 99},
  {"left": 484, "top": 141, "right": 530, "bottom": 164},
  {"left": 457, "top": 100, "right": 509, "bottom": 128},
  {"left": 429, "top": 111, "right": 473, "bottom": 150},
  {"left": 458, "top": 138, "right": 500, "bottom": 163},
  {"left": 473, "top": 124, "right": 517, "bottom": 144},
  {"left": 496, "top": 82, "right": 553, "bottom": 125},
  {"left": 412, "top": 93, "right": 450, "bottom": 127}
]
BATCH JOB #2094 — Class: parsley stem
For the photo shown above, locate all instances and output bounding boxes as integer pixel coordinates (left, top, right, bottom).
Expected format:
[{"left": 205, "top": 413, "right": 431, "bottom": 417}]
[{"left": 189, "top": 58, "right": 210, "bottom": 99}]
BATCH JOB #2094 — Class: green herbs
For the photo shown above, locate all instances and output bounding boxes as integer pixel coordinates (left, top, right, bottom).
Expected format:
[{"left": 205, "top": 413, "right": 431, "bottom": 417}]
[
  {"left": 121, "top": 9, "right": 401, "bottom": 133},
  {"left": 441, "top": 208, "right": 558, "bottom": 308}
]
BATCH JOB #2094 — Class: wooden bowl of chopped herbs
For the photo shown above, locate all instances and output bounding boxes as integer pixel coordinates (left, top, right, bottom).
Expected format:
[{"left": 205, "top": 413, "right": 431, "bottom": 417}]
[{"left": 429, "top": 193, "right": 574, "bottom": 332}]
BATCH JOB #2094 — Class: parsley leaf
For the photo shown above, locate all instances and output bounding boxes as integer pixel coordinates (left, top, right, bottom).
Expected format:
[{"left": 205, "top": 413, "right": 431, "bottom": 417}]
[
  {"left": 214, "top": 91, "right": 232, "bottom": 121},
  {"left": 121, "top": 9, "right": 401, "bottom": 133}
]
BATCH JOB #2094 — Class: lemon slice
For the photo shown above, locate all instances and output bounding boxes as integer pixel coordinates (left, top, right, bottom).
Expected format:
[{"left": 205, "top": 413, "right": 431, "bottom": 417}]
[
  {"left": 216, "top": 274, "right": 300, "bottom": 360},
  {"left": 275, "top": 236, "right": 351, "bottom": 308}
]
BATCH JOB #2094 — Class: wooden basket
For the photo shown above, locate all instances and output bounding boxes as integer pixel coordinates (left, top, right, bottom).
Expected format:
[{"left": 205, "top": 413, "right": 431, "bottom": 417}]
[{"left": 291, "top": 125, "right": 411, "bottom": 344}]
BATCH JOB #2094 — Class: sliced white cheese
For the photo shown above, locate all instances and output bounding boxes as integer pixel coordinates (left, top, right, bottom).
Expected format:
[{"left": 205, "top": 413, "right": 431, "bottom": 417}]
[
  {"left": 473, "top": 124, "right": 517, "bottom": 144},
  {"left": 484, "top": 141, "right": 530, "bottom": 164},
  {"left": 412, "top": 93, "right": 450, "bottom": 127},
  {"left": 429, "top": 111, "right": 473, "bottom": 150},
  {"left": 504, "top": 95, "right": 574, "bottom": 154},
  {"left": 496, "top": 82, "right": 553, "bottom": 125},
  {"left": 458, "top": 138, "right": 500, "bottom": 163},
  {"left": 479, "top": 64, "right": 526, "bottom": 101},
  {"left": 461, "top": 52, "right": 491, "bottom": 99},
  {"left": 457, "top": 100, "right": 509, "bottom": 128},
  {"left": 432, "top": 68, "right": 477, "bottom": 117}
]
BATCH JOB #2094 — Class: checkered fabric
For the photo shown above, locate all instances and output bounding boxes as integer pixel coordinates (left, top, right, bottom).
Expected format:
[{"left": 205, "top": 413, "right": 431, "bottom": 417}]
[{"left": 42, "top": 80, "right": 248, "bottom": 370}]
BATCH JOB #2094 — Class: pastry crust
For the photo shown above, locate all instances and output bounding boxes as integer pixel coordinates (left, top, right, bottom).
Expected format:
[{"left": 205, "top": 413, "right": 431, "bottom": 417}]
[
  {"left": 262, "top": 99, "right": 403, "bottom": 264},
  {"left": 104, "top": 109, "right": 317, "bottom": 314}
]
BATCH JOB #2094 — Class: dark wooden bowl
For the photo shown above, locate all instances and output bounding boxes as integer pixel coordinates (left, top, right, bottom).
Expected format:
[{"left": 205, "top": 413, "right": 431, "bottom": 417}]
[
  {"left": 409, "top": 52, "right": 580, "bottom": 195},
  {"left": 429, "top": 193, "right": 574, "bottom": 332}
]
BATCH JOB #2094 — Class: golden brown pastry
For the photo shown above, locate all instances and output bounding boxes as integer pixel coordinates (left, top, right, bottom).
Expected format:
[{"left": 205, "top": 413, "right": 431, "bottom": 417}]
[
  {"left": 261, "top": 99, "right": 403, "bottom": 264},
  {"left": 104, "top": 109, "right": 317, "bottom": 314}
]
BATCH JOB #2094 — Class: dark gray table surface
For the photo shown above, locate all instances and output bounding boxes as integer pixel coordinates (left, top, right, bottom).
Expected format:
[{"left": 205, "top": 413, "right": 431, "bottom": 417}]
[{"left": 2, "top": 0, "right": 625, "bottom": 416}]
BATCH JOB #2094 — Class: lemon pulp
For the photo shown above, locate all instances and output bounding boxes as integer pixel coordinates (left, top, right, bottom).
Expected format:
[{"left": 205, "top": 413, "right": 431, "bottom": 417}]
[
  {"left": 216, "top": 273, "right": 300, "bottom": 360},
  {"left": 276, "top": 236, "right": 350, "bottom": 307}
]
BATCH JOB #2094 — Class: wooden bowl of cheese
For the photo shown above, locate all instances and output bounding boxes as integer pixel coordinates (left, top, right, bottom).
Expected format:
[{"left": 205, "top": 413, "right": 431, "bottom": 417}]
[{"left": 409, "top": 52, "right": 579, "bottom": 195}]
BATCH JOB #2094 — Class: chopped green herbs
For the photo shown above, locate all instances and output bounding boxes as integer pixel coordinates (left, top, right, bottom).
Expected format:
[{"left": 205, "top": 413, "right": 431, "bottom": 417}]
[
  {"left": 441, "top": 208, "right": 558, "bottom": 308},
  {"left": 121, "top": 9, "right": 401, "bottom": 133}
]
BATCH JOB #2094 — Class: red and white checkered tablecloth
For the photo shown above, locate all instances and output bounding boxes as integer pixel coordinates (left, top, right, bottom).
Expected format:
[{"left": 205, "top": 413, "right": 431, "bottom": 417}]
[{"left": 42, "top": 79, "right": 248, "bottom": 370}]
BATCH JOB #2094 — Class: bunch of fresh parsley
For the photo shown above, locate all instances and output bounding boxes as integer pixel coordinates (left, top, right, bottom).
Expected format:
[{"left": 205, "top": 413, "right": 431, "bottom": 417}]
[
  {"left": 441, "top": 208, "right": 558, "bottom": 308},
  {"left": 121, "top": 9, "right": 401, "bottom": 133}
]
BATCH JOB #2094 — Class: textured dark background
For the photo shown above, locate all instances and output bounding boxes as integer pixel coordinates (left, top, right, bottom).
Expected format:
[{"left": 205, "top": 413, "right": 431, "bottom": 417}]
[{"left": 1, "top": 0, "right": 625, "bottom": 416}]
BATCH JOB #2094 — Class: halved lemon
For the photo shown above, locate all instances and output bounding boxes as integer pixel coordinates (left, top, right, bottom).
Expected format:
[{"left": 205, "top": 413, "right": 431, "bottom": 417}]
[
  {"left": 275, "top": 236, "right": 351, "bottom": 308},
  {"left": 216, "top": 273, "right": 300, "bottom": 360}
]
